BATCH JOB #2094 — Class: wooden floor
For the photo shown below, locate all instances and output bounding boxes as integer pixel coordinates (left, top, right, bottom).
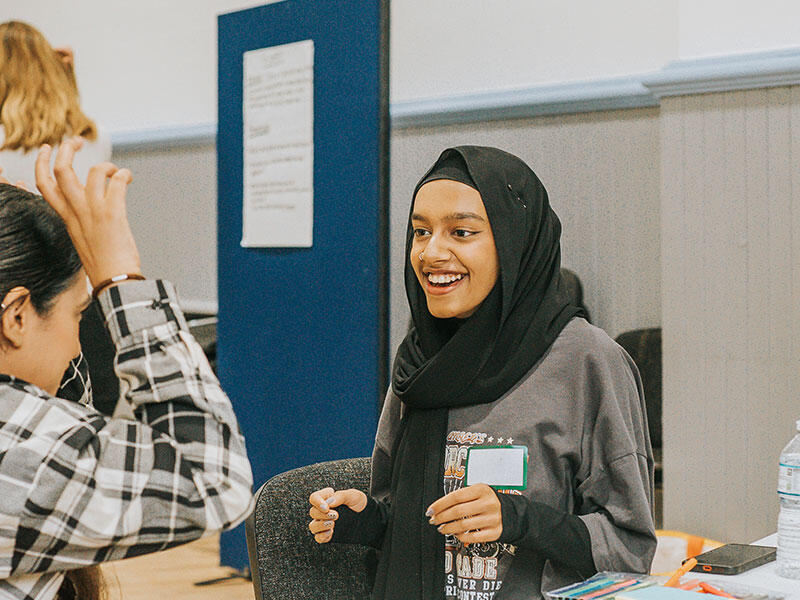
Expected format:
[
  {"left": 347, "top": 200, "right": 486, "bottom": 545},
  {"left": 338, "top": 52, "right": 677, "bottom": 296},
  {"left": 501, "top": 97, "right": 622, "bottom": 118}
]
[{"left": 101, "top": 536, "right": 255, "bottom": 600}]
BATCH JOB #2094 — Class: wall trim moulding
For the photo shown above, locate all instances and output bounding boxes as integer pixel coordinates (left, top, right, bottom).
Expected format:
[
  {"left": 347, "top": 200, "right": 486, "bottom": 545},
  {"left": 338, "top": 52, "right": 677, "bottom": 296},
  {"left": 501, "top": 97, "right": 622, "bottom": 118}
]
[
  {"left": 390, "top": 75, "right": 658, "bottom": 128},
  {"left": 112, "top": 123, "right": 217, "bottom": 152},
  {"left": 642, "top": 47, "right": 800, "bottom": 98},
  {"left": 110, "top": 46, "right": 800, "bottom": 149}
]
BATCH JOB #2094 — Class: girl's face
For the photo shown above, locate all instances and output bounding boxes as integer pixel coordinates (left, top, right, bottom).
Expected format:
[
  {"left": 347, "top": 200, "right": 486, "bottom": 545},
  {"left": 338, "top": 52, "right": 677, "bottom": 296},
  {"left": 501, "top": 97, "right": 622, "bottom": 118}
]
[
  {"left": 410, "top": 180, "right": 499, "bottom": 319},
  {"left": 0, "top": 272, "right": 89, "bottom": 395}
]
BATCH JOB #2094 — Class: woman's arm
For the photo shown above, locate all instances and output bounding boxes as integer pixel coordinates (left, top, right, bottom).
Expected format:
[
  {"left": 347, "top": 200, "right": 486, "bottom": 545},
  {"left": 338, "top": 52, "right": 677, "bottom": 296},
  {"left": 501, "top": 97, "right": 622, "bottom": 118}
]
[
  {"left": 570, "top": 343, "right": 657, "bottom": 575},
  {"left": 1, "top": 279, "right": 253, "bottom": 576},
  {"left": 496, "top": 493, "right": 596, "bottom": 578}
]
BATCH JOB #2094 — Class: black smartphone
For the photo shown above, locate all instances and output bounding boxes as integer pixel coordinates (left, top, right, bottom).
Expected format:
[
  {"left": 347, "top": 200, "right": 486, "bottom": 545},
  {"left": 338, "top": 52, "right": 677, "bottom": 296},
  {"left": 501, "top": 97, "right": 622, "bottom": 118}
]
[{"left": 687, "top": 543, "right": 776, "bottom": 575}]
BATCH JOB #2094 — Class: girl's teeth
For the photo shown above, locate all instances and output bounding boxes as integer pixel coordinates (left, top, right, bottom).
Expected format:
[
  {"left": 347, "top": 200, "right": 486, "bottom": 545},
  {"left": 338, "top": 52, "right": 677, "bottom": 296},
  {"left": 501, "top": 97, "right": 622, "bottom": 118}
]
[{"left": 427, "top": 273, "right": 464, "bottom": 284}]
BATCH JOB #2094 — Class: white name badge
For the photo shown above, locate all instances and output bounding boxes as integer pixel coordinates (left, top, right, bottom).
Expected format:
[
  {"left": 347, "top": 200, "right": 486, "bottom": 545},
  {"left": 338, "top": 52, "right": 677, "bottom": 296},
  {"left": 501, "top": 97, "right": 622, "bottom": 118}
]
[{"left": 464, "top": 445, "right": 528, "bottom": 490}]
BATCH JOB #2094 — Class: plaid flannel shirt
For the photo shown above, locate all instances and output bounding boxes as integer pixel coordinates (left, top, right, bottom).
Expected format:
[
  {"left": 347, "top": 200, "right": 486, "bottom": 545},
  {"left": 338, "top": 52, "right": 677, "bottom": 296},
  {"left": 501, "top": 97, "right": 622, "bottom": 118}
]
[{"left": 0, "top": 280, "right": 254, "bottom": 600}]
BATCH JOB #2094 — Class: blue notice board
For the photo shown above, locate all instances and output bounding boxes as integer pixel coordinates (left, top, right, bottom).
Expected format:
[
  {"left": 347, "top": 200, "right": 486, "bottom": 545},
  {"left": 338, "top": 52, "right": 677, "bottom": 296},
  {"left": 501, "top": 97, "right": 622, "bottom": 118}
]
[{"left": 217, "top": 0, "right": 389, "bottom": 569}]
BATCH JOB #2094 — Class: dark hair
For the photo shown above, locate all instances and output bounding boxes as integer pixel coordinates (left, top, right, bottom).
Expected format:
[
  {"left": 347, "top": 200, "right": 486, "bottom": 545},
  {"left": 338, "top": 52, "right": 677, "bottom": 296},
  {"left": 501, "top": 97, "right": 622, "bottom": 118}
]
[
  {"left": 0, "top": 183, "right": 82, "bottom": 314},
  {"left": 58, "top": 566, "right": 108, "bottom": 600}
]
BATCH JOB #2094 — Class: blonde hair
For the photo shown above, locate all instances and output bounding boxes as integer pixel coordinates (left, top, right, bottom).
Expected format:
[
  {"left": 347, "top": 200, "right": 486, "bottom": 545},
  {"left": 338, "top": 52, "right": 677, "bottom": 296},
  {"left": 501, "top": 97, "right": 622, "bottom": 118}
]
[{"left": 0, "top": 21, "right": 97, "bottom": 152}]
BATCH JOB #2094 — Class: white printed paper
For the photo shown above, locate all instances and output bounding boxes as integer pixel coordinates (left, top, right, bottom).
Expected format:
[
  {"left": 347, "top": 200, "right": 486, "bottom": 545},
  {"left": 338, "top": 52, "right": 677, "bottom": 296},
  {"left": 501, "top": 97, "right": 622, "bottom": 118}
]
[
  {"left": 465, "top": 447, "right": 527, "bottom": 488},
  {"left": 242, "top": 39, "right": 314, "bottom": 247}
]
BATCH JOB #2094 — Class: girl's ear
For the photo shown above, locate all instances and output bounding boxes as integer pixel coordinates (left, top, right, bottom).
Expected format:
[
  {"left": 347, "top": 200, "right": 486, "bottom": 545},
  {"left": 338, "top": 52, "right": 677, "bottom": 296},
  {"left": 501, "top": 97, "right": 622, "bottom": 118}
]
[{"left": 0, "top": 287, "right": 32, "bottom": 349}]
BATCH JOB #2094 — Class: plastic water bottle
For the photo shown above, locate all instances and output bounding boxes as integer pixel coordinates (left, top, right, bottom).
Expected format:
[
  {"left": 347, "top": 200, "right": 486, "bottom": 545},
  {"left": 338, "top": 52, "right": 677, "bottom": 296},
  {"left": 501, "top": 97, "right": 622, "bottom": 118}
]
[{"left": 777, "top": 419, "right": 800, "bottom": 579}]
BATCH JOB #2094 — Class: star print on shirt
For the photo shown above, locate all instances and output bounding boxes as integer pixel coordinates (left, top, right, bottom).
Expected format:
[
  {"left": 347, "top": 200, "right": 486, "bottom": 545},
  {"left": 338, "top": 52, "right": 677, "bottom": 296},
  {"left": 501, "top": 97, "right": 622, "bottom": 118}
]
[
  {"left": 507, "top": 438, "right": 513, "bottom": 444},
  {"left": 488, "top": 437, "right": 494, "bottom": 443},
  {"left": 496, "top": 438, "right": 504, "bottom": 444}
]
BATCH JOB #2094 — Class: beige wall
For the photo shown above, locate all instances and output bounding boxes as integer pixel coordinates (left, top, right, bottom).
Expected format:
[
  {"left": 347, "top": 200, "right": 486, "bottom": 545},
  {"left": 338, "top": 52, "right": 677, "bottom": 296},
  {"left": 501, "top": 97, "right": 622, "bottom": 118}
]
[
  {"left": 660, "top": 86, "right": 800, "bottom": 542},
  {"left": 113, "top": 143, "right": 218, "bottom": 314}
]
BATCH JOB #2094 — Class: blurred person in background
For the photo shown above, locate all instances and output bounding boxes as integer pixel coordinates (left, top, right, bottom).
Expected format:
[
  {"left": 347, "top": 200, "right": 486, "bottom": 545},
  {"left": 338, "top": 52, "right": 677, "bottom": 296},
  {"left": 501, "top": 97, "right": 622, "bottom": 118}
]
[{"left": 0, "top": 20, "right": 110, "bottom": 185}]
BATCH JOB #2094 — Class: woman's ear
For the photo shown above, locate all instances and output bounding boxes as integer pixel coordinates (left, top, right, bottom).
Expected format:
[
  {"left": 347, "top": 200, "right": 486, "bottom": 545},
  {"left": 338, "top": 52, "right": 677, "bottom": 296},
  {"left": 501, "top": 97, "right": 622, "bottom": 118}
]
[{"left": 0, "top": 287, "right": 32, "bottom": 349}]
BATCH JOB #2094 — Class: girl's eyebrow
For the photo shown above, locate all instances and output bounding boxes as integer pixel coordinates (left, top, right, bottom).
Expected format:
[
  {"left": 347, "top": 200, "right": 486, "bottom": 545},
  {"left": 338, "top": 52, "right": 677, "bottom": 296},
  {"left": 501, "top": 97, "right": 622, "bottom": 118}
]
[
  {"left": 445, "top": 212, "right": 485, "bottom": 222},
  {"left": 411, "top": 212, "right": 486, "bottom": 223}
]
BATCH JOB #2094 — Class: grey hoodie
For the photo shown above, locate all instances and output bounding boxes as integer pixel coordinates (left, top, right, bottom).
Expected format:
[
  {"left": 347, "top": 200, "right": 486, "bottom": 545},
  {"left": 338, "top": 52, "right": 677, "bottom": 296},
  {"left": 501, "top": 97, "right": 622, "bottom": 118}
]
[{"left": 371, "top": 318, "right": 656, "bottom": 599}]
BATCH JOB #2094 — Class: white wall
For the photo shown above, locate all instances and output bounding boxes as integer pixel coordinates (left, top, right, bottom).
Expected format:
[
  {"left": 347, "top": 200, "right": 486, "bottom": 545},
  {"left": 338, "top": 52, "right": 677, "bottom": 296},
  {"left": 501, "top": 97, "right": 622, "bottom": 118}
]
[
  {"left": 0, "top": 0, "right": 275, "bottom": 134},
  {"left": 7, "top": 1, "right": 800, "bottom": 133},
  {"left": 390, "top": 0, "right": 677, "bottom": 102},
  {"left": 678, "top": 0, "right": 800, "bottom": 59}
]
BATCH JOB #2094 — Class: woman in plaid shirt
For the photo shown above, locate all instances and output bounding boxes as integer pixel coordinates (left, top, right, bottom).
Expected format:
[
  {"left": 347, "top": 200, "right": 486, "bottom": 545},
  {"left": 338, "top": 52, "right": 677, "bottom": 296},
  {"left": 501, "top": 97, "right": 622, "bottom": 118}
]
[{"left": 0, "top": 139, "right": 254, "bottom": 599}]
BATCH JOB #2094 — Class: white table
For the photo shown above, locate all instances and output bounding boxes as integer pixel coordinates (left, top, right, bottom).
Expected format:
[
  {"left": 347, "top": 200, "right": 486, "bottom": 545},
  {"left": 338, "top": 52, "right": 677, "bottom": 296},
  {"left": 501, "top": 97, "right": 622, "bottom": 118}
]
[{"left": 691, "top": 534, "right": 799, "bottom": 599}]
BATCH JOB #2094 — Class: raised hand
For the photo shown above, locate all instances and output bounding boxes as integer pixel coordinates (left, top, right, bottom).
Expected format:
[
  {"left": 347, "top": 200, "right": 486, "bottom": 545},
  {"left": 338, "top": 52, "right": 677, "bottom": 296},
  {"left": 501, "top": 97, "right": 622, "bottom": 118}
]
[{"left": 35, "top": 138, "right": 142, "bottom": 287}]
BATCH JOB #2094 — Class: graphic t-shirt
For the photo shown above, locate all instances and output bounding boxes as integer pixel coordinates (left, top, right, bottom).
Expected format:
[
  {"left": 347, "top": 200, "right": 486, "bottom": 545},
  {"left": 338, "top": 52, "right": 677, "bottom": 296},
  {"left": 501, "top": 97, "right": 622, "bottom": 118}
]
[{"left": 444, "top": 429, "right": 520, "bottom": 600}]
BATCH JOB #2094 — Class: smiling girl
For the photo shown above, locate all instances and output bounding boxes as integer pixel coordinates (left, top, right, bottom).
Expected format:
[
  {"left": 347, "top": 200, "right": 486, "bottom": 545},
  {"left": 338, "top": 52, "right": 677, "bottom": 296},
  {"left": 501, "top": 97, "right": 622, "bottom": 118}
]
[{"left": 309, "top": 146, "right": 656, "bottom": 599}]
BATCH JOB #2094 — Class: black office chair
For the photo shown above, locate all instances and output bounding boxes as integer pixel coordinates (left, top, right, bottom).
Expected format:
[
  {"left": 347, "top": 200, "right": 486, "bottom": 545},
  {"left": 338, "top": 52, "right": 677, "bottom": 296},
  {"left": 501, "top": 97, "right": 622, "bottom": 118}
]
[
  {"left": 560, "top": 268, "right": 591, "bottom": 323},
  {"left": 614, "top": 328, "right": 662, "bottom": 474},
  {"left": 246, "top": 457, "right": 375, "bottom": 600}
]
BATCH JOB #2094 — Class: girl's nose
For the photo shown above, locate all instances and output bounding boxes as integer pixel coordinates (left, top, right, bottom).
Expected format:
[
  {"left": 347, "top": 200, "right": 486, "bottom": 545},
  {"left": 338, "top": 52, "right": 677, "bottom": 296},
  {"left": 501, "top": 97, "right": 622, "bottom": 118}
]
[{"left": 421, "top": 235, "right": 451, "bottom": 262}]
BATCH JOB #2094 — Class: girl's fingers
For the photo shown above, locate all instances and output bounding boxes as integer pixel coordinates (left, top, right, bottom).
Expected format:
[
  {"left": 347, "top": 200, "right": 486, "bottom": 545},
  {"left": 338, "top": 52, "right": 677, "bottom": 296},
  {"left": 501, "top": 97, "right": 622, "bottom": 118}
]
[
  {"left": 52, "top": 139, "right": 86, "bottom": 207},
  {"left": 309, "top": 506, "right": 338, "bottom": 521},
  {"left": 309, "top": 488, "right": 335, "bottom": 511},
  {"left": 35, "top": 145, "right": 68, "bottom": 215},
  {"left": 84, "top": 162, "right": 120, "bottom": 206},
  {"left": 314, "top": 529, "right": 334, "bottom": 544},
  {"left": 104, "top": 167, "right": 133, "bottom": 209},
  {"left": 430, "top": 498, "right": 487, "bottom": 526},
  {"left": 427, "top": 485, "right": 481, "bottom": 517},
  {"left": 435, "top": 514, "right": 496, "bottom": 536},
  {"left": 454, "top": 526, "right": 502, "bottom": 545},
  {"left": 308, "top": 519, "right": 335, "bottom": 535},
  {"left": 325, "top": 489, "right": 368, "bottom": 512}
]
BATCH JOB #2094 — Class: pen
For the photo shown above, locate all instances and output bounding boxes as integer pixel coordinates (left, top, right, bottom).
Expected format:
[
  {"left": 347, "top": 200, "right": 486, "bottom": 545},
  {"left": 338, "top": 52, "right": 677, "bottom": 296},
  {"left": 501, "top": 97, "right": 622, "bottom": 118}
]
[
  {"left": 698, "top": 582, "right": 738, "bottom": 598},
  {"left": 664, "top": 557, "right": 698, "bottom": 587}
]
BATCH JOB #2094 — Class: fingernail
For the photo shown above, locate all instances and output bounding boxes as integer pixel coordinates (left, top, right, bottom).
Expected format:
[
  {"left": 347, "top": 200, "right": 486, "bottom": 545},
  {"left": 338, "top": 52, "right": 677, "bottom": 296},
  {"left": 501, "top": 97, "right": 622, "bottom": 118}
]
[
  {"left": 437, "top": 525, "right": 445, "bottom": 533},
  {"left": 429, "top": 517, "right": 436, "bottom": 525},
  {"left": 320, "top": 503, "right": 328, "bottom": 511},
  {"left": 425, "top": 508, "right": 434, "bottom": 517}
]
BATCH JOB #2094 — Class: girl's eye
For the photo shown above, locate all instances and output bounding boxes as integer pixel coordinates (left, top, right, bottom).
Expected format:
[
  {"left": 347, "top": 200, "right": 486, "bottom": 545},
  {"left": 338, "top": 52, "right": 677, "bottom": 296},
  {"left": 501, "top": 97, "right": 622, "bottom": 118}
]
[
  {"left": 413, "top": 228, "right": 430, "bottom": 237},
  {"left": 453, "top": 229, "right": 476, "bottom": 238}
]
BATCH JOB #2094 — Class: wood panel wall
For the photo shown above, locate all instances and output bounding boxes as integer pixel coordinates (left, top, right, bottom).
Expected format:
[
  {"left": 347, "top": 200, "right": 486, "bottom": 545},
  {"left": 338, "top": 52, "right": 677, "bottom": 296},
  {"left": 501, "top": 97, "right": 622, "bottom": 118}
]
[{"left": 660, "top": 87, "right": 800, "bottom": 542}]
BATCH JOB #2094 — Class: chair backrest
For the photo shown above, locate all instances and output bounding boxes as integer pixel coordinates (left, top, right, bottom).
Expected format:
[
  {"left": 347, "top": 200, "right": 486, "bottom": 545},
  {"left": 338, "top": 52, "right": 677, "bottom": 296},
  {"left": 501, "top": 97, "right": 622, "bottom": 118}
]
[
  {"left": 560, "top": 268, "right": 591, "bottom": 323},
  {"left": 614, "top": 328, "right": 662, "bottom": 449},
  {"left": 246, "top": 457, "right": 375, "bottom": 600}
]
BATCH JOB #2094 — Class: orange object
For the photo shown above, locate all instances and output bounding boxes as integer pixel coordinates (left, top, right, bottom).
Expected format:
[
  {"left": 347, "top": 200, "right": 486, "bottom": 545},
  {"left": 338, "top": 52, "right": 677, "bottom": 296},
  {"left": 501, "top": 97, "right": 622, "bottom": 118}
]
[
  {"left": 664, "top": 557, "right": 698, "bottom": 587},
  {"left": 678, "top": 579, "right": 701, "bottom": 591},
  {"left": 698, "top": 582, "right": 738, "bottom": 598}
]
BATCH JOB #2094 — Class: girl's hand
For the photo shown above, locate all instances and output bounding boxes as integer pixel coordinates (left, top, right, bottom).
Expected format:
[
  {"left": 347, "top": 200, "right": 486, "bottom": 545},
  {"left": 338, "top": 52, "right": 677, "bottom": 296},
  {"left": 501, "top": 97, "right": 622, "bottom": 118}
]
[
  {"left": 308, "top": 487, "right": 367, "bottom": 544},
  {"left": 426, "top": 483, "right": 503, "bottom": 544},
  {"left": 53, "top": 46, "right": 74, "bottom": 68},
  {"left": 35, "top": 138, "right": 143, "bottom": 287}
]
